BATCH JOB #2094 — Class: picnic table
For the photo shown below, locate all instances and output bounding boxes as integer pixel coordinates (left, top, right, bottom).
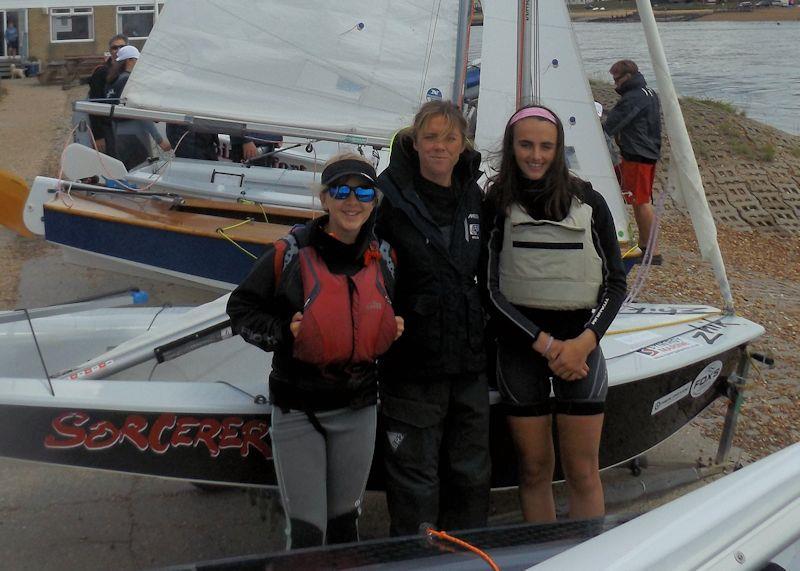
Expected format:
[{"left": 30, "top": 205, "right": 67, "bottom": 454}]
[{"left": 37, "top": 55, "right": 107, "bottom": 88}]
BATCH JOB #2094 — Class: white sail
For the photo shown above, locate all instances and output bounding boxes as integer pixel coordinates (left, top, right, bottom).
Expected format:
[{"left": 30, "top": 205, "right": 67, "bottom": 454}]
[
  {"left": 122, "top": 0, "right": 463, "bottom": 146},
  {"left": 635, "top": 0, "right": 734, "bottom": 310},
  {"left": 473, "top": 0, "right": 518, "bottom": 155},
  {"left": 474, "top": 1, "right": 631, "bottom": 243}
]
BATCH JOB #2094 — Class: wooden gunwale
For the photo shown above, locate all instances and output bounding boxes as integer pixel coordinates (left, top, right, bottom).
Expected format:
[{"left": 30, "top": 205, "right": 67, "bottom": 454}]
[{"left": 43, "top": 193, "right": 320, "bottom": 245}]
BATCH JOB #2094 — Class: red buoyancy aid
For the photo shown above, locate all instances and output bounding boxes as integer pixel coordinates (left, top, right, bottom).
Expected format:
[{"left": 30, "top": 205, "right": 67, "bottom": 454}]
[{"left": 291, "top": 243, "right": 397, "bottom": 368}]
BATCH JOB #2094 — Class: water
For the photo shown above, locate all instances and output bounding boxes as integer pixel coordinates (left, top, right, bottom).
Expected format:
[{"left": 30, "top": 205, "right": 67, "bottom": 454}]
[{"left": 470, "top": 21, "right": 800, "bottom": 135}]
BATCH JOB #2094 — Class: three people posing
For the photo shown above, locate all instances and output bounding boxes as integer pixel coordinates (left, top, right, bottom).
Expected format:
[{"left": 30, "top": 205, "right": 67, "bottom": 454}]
[{"left": 228, "top": 99, "right": 628, "bottom": 543}]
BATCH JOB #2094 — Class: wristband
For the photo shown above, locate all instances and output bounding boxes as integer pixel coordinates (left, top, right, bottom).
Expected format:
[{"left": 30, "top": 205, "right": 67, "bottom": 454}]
[{"left": 543, "top": 334, "right": 554, "bottom": 356}]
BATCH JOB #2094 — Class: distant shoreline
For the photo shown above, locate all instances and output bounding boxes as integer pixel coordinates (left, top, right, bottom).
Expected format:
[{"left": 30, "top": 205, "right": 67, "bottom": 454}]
[{"left": 569, "top": 6, "right": 800, "bottom": 23}]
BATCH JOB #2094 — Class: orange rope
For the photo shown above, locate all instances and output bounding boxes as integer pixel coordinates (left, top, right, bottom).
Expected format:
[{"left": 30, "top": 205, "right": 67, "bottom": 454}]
[{"left": 426, "top": 528, "right": 500, "bottom": 571}]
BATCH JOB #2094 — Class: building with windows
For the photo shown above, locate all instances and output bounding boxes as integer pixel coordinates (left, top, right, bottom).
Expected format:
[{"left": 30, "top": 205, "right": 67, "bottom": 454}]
[{"left": 0, "top": 1, "right": 163, "bottom": 64}]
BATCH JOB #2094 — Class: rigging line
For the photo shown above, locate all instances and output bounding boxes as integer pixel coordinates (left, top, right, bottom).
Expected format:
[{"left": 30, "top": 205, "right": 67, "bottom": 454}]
[
  {"left": 623, "top": 178, "right": 668, "bottom": 304},
  {"left": 146, "top": 360, "right": 158, "bottom": 381},
  {"left": 419, "top": 0, "right": 444, "bottom": 106},
  {"left": 214, "top": 380, "right": 260, "bottom": 402},
  {"left": 216, "top": 228, "right": 259, "bottom": 260},
  {"left": 146, "top": 304, "right": 171, "bottom": 331},
  {"left": 219, "top": 218, "right": 256, "bottom": 232},
  {"left": 516, "top": 1, "right": 525, "bottom": 106},
  {"left": 532, "top": 0, "right": 540, "bottom": 102},
  {"left": 24, "top": 309, "right": 54, "bottom": 397},
  {"left": 236, "top": 198, "right": 269, "bottom": 223}
]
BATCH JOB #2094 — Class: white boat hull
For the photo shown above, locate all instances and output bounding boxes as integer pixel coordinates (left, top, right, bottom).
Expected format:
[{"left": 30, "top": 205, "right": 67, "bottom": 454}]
[{"left": 0, "top": 300, "right": 763, "bottom": 488}]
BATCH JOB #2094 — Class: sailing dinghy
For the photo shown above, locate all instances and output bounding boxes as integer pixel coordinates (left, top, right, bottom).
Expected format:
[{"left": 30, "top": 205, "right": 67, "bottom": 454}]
[{"left": 0, "top": 0, "right": 764, "bottom": 499}]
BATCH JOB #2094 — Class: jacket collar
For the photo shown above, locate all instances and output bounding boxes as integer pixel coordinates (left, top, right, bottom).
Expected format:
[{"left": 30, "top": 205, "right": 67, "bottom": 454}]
[{"left": 615, "top": 71, "right": 647, "bottom": 96}]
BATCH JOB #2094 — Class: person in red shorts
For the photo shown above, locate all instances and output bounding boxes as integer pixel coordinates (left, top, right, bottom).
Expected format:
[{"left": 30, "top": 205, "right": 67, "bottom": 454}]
[{"left": 604, "top": 59, "right": 663, "bottom": 263}]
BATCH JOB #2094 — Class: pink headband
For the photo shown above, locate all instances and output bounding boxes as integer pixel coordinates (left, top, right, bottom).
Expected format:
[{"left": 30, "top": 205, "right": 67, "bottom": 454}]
[{"left": 509, "top": 107, "right": 558, "bottom": 126}]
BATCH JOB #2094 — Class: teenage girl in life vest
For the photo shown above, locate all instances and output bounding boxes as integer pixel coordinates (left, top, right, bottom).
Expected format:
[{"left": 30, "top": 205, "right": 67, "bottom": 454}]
[
  {"left": 484, "top": 105, "right": 626, "bottom": 522},
  {"left": 227, "top": 153, "right": 404, "bottom": 549}
]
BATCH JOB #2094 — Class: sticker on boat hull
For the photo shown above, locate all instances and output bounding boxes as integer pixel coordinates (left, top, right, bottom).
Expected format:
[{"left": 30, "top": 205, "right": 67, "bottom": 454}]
[
  {"left": 651, "top": 360, "right": 725, "bottom": 415},
  {"left": 651, "top": 383, "right": 691, "bottom": 415},
  {"left": 638, "top": 337, "right": 698, "bottom": 359},
  {"left": 690, "top": 360, "right": 723, "bottom": 398}
]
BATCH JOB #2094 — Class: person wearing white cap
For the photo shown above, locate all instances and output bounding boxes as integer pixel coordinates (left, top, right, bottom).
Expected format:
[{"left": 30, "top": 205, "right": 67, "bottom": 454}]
[{"left": 106, "top": 44, "right": 171, "bottom": 168}]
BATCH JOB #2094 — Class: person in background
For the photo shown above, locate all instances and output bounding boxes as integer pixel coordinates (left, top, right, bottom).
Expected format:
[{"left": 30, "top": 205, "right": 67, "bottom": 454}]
[
  {"left": 166, "top": 124, "right": 219, "bottom": 161},
  {"left": 375, "top": 100, "right": 490, "bottom": 536},
  {"left": 4, "top": 21, "right": 18, "bottom": 58},
  {"left": 603, "top": 59, "right": 662, "bottom": 264},
  {"left": 484, "top": 104, "right": 626, "bottom": 522},
  {"left": 106, "top": 45, "right": 171, "bottom": 169},
  {"left": 227, "top": 154, "right": 404, "bottom": 549},
  {"left": 87, "top": 34, "right": 128, "bottom": 154},
  {"left": 230, "top": 133, "right": 283, "bottom": 166}
]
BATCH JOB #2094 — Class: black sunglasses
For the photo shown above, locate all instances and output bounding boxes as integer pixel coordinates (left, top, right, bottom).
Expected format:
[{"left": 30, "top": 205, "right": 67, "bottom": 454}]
[{"left": 110, "top": 45, "right": 125, "bottom": 51}]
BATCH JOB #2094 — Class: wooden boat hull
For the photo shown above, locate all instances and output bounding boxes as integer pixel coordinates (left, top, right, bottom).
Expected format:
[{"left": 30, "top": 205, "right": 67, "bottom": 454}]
[{"left": 40, "top": 190, "right": 316, "bottom": 289}]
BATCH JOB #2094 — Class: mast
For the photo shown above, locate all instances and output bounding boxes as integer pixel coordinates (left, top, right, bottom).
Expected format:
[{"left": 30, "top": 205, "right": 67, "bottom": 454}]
[
  {"left": 452, "top": 0, "right": 473, "bottom": 108},
  {"left": 635, "top": 0, "right": 734, "bottom": 312},
  {"left": 516, "top": 0, "right": 532, "bottom": 106}
]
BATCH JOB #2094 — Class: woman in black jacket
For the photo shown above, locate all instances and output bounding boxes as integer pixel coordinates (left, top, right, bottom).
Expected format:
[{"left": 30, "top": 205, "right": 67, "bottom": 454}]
[
  {"left": 227, "top": 154, "right": 403, "bottom": 548},
  {"left": 485, "top": 105, "right": 626, "bottom": 522},
  {"left": 376, "top": 100, "right": 489, "bottom": 536}
]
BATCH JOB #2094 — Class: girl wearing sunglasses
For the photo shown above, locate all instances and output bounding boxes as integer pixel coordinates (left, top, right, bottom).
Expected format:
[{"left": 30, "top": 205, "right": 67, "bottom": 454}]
[{"left": 227, "top": 153, "right": 403, "bottom": 549}]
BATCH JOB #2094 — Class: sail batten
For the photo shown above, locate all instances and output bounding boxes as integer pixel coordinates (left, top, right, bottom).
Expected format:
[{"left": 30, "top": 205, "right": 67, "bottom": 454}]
[{"left": 122, "top": 0, "right": 462, "bottom": 143}]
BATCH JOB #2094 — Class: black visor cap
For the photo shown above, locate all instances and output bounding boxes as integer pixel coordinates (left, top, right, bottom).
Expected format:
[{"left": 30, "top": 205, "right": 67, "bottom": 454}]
[{"left": 320, "top": 159, "right": 377, "bottom": 186}]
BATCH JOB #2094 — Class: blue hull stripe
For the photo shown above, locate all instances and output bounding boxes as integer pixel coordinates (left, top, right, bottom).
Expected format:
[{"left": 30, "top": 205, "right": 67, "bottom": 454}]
[{"left": 44, "top": 209, "right": 267, "bottom": 285}]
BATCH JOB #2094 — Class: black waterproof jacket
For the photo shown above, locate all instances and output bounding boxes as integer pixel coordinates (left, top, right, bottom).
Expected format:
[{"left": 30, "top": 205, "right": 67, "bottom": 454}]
[
  {"left": 376, "top": 135, "right": 485, "bottom": 379},
  {"left": 604, "top": 72, "right": 662, "bottom": 162},
  {"left": 86, "top": 59, "right": 113, "bottom": 142}
]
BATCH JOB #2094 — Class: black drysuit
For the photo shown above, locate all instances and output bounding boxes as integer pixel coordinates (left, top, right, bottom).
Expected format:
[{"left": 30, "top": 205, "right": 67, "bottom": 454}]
[{"left": 375, "top": 135, "right": 490, "bottom": 536}]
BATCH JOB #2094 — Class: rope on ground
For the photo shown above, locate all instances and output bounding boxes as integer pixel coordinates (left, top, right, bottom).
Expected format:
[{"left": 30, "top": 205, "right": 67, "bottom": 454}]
[{"left": 425, "top": 527, "right": 500, "bottom": 571}]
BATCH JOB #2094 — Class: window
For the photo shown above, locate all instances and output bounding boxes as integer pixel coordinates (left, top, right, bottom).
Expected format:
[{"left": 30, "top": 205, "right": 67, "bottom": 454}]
[
  {"left": 50, "top": 7, "right": 94, "bottom": 43},
  {"left": 117, "top": 5, "right": 156, "bottom": 40}
]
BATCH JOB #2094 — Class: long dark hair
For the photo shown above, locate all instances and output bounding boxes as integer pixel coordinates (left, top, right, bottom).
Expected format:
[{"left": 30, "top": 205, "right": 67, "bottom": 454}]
[{"left": 486, "top": 104, "right": 577, "bottom": 219}]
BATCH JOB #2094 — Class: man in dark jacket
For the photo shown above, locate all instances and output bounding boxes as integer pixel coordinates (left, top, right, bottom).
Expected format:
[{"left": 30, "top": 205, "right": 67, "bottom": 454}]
[
  {"left": 376, "top": 101, "right": 489, "bottom": 536},
  {"left": 86, "top": 34, "right": 127, "bottom": 154},
  {"left": 604, "top": 59, "right": 662, "bottom": 261}
]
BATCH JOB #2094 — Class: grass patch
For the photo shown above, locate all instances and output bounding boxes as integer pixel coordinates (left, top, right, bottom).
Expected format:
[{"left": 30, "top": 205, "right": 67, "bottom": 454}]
[
  {"left": 719, "top": 119, "right": 775, "bottom": 162},
  {"left": 691, "top": 138, "right": 711, "bottom": 160},
  {"left": 683, "top": 96, "right": 744, "bottom": 117}
]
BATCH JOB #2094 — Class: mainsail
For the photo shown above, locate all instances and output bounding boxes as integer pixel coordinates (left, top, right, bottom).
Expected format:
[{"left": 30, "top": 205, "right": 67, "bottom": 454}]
[
  {"left": 474, "top": 1, "right": 631, "bottom": 244},
  {"left": 121, "top": 0, "right": 463, "bottom": 147}
]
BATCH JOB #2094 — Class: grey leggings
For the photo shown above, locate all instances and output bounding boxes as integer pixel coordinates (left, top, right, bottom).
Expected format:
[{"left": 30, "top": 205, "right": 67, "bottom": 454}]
[{"left": 271, "top": 405, "right": 376, "bottom": 549}]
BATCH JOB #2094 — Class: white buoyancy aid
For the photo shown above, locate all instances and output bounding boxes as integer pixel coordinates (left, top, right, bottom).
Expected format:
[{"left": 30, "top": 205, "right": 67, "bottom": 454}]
[{"left": 499, "top": 199, "right": 603, "bottom": 310}]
